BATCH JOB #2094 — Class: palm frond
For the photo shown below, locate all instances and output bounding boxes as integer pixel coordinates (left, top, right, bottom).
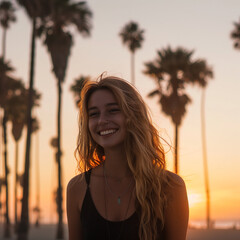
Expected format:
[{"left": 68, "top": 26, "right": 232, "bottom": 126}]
[
  {"left": 119, "top": 21, "right": 144, "bottom": 53},
  {"left": 144, "top": 46, "right": 213, "bottom": 125},
  {"left": 231, "top": 19, "right": 240, "bottom": 50},
  {"left": 0, "top": 0, "right": 16, "bottom": 28}
]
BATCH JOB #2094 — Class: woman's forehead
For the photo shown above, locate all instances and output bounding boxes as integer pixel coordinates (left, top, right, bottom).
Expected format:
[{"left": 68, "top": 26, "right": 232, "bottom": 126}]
[{"left": 87, "top": 89, "right": 118, "bottom": 108}]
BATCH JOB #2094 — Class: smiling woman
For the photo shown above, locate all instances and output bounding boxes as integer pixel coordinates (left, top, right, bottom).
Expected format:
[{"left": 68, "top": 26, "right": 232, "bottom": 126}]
[{"left": 66, "top": 75, "right": 189, "bottom": 240}]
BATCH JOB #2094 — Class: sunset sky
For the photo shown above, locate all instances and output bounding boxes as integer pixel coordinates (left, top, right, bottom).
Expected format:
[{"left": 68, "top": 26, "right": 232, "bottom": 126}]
[{"left": 1, "top": 0, "right": 240, "bottom": 226}]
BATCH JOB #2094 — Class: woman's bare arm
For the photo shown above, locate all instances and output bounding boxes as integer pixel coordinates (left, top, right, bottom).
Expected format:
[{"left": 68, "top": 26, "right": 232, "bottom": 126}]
[
  {"left": 163, "top": 173, "right": 189, "bottom": 240},
  {"left": 66, "top": 175, "right": 86, "bottom": 240}
]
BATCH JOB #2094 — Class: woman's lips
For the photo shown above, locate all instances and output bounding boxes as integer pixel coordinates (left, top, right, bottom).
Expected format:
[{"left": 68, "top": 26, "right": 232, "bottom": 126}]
[{"left": 99, "top": 129, "right": 118, "bottom": 136}]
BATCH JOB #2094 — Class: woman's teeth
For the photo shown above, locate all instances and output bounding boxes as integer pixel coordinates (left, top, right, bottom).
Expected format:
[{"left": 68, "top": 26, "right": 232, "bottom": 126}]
[{"left": 99, "top": 129, "right": 117, "bottom": 136}]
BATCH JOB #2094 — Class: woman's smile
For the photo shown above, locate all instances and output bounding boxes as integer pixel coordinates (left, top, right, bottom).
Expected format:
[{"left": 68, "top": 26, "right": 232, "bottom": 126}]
[{"left": 99, "top": 129, "right": 118, "bottom": 136}]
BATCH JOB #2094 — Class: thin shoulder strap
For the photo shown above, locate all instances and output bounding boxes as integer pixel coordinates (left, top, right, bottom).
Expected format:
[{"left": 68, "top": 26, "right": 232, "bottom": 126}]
[{"left": 85, "top": 169, "right": 92, "bottom": 187}]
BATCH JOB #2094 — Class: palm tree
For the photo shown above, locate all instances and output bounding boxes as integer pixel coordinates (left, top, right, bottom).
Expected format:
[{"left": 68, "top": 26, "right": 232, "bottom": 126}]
[
  {"left": 0, "top": 0, "right": 16, "bottom": 59},
  {"left": 15, "top": 1, "right": 49, "bottom": 238},
  {"left": 144, "top": 46, "right": 213, "bottom": 174},
  {"left": 70, "top": 75, "right": 90, "bottom": 107},
  {"left": 228, "top": 20, "right": 240, "bottom": 230},
  {"left": 38, "top": 1, "right": 92, "bottom": 238},
  {"left": 231, "top": 18, "right": 240, "bottom": 49},
  {"left": 200, "top": 88, "right": 212, "bottom": 229},
  {"left": 32, "top": 118, "right": 40, "bottom": 228},
  {"left": 119, "top": 21, "right": 144, "bottom": 85},
  {"left": 12, "top": 119, "right": 24, "bottom": 230},
  {"left": 0, "top": 58, "right": 25, "bottom": 238},
  {"left": 9, "top": 95, "right": 26, "bottom": 231},
  {"left": 4, "top": 87, "right": 40, "bottom": 231},
  {"left": 0, "top": 3, "right": 16, "bottom": 225}
]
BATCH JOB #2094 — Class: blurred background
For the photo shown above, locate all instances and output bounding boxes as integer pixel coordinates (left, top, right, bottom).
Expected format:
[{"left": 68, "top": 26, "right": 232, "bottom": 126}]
[{"left": 0, "top": 0, "right": 240, "bottom": 239}]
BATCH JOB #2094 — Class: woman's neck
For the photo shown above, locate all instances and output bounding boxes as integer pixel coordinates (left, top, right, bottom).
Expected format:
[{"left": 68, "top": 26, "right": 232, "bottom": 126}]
[{"left": 104, "top": 147, "right": 132, "bottom": 179}]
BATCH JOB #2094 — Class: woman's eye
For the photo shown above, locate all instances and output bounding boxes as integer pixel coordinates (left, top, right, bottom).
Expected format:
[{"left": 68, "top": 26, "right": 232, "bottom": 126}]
[
  {"left": 89, "top": 112, "right": 99, "bottom": 117},
  {"left": 109, "top": 108, "right": 120, "bottom": 113}
]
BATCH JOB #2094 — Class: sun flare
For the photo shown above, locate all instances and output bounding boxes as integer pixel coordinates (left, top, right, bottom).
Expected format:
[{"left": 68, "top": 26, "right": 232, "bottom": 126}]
[{"left": 187, "top": 192, "right": 203, "bottom": 208}]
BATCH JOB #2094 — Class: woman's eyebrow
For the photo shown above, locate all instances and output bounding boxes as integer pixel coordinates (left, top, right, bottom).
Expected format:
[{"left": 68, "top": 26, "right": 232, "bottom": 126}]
[
  {"left": 88, "top": 106, "right": 97, "bottom": 111},
  {"left": 88, "top": 102, "right": 118, "bottom": 111},
  {"left": 106, "top": 102, "right": 118, "bottom": 107}
]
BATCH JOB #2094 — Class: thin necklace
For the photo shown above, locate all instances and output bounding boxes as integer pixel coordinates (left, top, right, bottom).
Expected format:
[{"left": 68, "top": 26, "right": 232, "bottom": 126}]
[
  {"left": 103, "top": 163, "right": 134, "bottom": 204},
  {"left": 104, "top": 177, "right": 135, "bottom": 240}
]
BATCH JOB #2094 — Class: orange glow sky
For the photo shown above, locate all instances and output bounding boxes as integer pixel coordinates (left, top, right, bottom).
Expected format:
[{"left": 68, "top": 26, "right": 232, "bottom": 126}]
[{"left": 1, "top": 0, "right": 240, "bottom": 225}]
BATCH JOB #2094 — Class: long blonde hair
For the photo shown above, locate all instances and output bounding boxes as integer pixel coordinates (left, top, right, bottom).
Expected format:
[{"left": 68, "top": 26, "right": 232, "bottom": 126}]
[{"left": 75, "top": 75, "right": 169, "bottom": 240}]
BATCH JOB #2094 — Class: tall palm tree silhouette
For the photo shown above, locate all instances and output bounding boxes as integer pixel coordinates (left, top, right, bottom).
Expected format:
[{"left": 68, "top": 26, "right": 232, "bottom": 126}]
[
  {"left": 0, "top": 58, "right": 25, "bottom": 237},
  {"left": 200, "top": 88, "right": 212, "bottom": 229},
  {"left": 15, "top": 1, "right": 49, "bottom": 239},
  {"left": 8, "top": 93, "right": 26, "bottom": 231},
  {"left": 119, "top": 21, "right": 144, "bottom": 85},
  {"left": 0, "top": 2, "right": 16, "bottom": 228},
  {"left": 229, "top": 18, "right": 240, "bottom": 230},
  {"left": 38, "top": 1, "right": 92, "bottom": 238},
  {"left": 32, "top": 118, "right": 41, "bottom": 228},
  {"left": 5, "top": 88, "right": 41, "bottom": 231},
  {"left": 144, "top": 46, "right": 213, "bottom": 174}
]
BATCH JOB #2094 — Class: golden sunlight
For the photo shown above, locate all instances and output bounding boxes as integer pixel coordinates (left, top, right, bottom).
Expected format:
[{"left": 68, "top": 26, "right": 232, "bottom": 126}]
[{"left": 187, "top": 192, "right": 203, "bottom": 208}]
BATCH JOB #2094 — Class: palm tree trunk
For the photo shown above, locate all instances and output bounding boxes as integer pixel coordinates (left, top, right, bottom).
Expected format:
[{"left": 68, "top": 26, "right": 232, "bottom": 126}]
[
  {"left": 131, "top": 52, "right": 135, "bottom": 86},
  {"left": 1, "top": 29, "right": 7, "bottom": 202},
  {"left": 0, "top": 178, "right": 3, "bottom": 225},
  {"left": 174, "top": 123, "right": 179, "bottom": 174},
  {"left": 56, "top": 79, "right": 63, "bottom": 239},
  {"left": 15, "top": 141, "right": 19, "bottom": 231},
  {"left": 3, "top": 113, "right": 11, "bottom": 238},
  {"left": 18, "top": 17, "right": 36, "bottom": 240},
  {"left": 2, "top": 27, "right": 6, "bottom": 59},
  {"left": 201, "top": 89, "right": 211, "bottom": 229},
  {"left": 0, "top": 110, "right": 3, "bottom": 224},
  {"left": 1, "top": 30, "right": 7, "bottom": 223},
  {"left": 35, "top": 131, "right": 40, "bottom": 227}
]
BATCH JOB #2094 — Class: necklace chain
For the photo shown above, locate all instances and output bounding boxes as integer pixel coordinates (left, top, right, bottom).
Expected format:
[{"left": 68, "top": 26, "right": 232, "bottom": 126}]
[
  {"left": 103, "top": 163, "right": 134, "bottom": 204},
  {"left": 104, "top": 171, "right": 135, "bottom": 240}
]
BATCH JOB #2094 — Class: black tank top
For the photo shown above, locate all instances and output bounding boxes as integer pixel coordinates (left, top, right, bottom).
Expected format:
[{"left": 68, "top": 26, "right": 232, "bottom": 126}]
[{"left": 80, "top": 169, "right": 140, "bottom": 240}]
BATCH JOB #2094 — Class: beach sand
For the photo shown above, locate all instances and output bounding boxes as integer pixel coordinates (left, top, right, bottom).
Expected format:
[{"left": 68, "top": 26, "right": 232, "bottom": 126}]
[
  {"left": 0, "top": 224, "right": 240, "bottom": 239},
  {"left": 187, "top": 228, "right": 240, "bottom": 240}
]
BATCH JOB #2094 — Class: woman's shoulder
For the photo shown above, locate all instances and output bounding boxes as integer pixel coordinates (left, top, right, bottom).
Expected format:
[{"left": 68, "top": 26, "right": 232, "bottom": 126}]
[
  {"left": 67, "top": 173, "right": 87, "bottom": 197},
  {"left": 162, "top": 171, "right": 189, "bottom": 239},
  {"left": 162, "top": 170, "right": 187, "bottom": 201},
  {"left": 165, "top": 170, "right": 186, "bottom": 187}
]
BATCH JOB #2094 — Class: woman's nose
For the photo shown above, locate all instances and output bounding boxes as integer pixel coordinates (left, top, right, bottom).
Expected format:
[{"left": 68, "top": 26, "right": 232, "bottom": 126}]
[{"left": 98, "top": 113, "right": 109, "bottom": 124}]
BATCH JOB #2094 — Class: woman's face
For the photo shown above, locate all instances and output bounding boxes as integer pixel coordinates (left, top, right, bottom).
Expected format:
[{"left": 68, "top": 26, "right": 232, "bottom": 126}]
[{"left": 87, "top": 89, "right": 127, "bottom": 150}]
